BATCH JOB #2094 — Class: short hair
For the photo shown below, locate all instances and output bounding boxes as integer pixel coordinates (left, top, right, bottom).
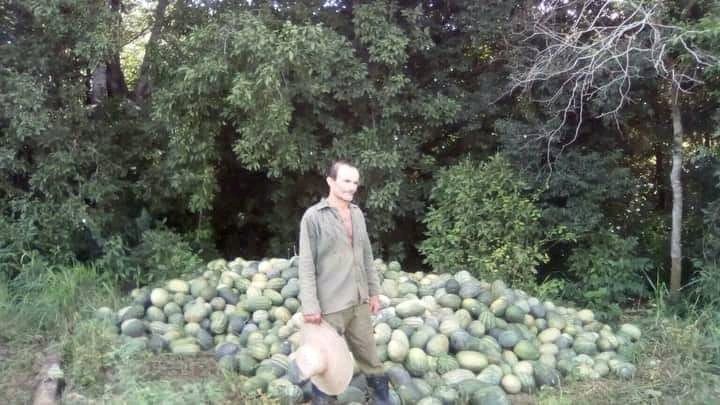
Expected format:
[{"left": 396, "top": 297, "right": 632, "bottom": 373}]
[{"left": 326, "top": 160, "right": 356, "bottom": 179}]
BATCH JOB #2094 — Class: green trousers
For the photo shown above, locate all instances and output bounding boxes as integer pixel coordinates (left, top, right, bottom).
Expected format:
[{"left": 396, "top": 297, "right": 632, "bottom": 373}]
[{"left": 323, "top": 303, "right": 384, "bottom": 376}]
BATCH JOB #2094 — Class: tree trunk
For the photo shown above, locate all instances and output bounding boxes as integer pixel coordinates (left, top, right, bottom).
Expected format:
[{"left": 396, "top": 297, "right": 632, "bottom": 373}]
[
  {"left": 654, "top": 140, "right": 666, "bottom": 210},
  {"left": 134, "top": 0, "right": 170, "bottom": 103},
  {"left": 90, "top": 64, "right": 108, "bottom": 104},
  {"left": 669, "top": 84, "right": 683, "bottom": 296},
  {"left": 89, "top": 0, "right": 127, "bottom": 102},
  {"left": 106, "top": 54, "right": 128, "bottom": 97}
]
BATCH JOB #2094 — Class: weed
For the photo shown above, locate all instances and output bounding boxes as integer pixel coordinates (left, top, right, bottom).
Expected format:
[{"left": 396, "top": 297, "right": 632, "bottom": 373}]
[
  {"left": 62, "top": 319, "right": 120, "bottom": 394},
  {"left": 0, "top": 338, "right": 41, "bottom": 405},
  {"left": 537, "top": 305, "right": 720, "bottom": 405},
  {"left": 5, "top": 262, "right": 121, "bottom": 335},
  {"left": 91, "top": 341, "right": 227, "bottom": 404}
]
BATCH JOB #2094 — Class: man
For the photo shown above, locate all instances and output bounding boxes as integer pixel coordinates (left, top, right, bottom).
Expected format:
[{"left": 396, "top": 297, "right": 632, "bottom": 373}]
[{"left": 298, "top": 160, "right": 391, "bottom": 405}]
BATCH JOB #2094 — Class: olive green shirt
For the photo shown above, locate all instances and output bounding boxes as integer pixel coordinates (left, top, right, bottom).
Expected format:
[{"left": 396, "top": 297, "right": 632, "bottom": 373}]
[{"left": 298, "top": 198, "right": 381, "bottom": 315}]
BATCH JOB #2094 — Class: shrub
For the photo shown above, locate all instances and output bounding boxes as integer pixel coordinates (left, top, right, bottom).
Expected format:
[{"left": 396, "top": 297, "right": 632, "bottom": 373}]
[
  {"left": 565, "top": 231, "right": 650, "bottom": 317},
  {"left": 96, "top": 228, "right": 204, "bottom": 287},
  {"left": 63, "top": 319, "right": 119, "bottom": 392},
  {"left": 128, "top": 228, "right": 204, "bottom": 285},
  {"left": 3, "top": 258, "right": 119, "bottom": 334},
  {"left": 419, "top": 155, "right": 548, "bottom": 286}
]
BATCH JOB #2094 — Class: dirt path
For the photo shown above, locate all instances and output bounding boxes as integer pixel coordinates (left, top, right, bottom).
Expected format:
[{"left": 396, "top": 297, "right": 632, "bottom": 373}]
[
  {"left": 0, "top": 337, "right": 64, "bottom": 405},
  {"left": 32, "top": 352, "right": 63, "bottom": 405}
]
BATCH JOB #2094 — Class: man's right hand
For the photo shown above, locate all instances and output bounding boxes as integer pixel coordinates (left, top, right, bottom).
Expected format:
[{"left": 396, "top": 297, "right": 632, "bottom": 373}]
[{"left": 303, "top": 313, "right": 322, "bottom": 324}]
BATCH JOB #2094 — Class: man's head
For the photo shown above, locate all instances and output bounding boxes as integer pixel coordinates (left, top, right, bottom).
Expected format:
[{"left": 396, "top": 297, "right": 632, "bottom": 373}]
[{"left": 326, "top": 160, "right": 360, "bottom": 204}]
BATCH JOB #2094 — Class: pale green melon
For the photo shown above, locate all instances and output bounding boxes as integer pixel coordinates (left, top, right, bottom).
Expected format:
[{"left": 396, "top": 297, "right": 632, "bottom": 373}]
[
  {"left": 618, "top": 324, "right": 642, "bottom": 341},
  {"left": 150, "top": 288, "right": 171, "bottom": 307},
  {"left": 263, "top": 289, "right": 284, "bottom": 306},
  {"left": 489, "top": 298, "right": 508, "bottom": 316},
  {"left": 454, "top": 309, "right": 472, "bottom": 329},
  {"left": 184, "top": 302, "right": 210, "bottom": 323},
  {"left": 435, "top": 354, "right": 459, "bottom": 374},
  {"left": 455, "top": 351, "right": 488, "bottom": 372},
  {"left": 396, "top": 299, "right": 426, "bottom": 318},
  {"left": 426, "top": 334, "right": 450, "bottom": 356},
  {"left": 442, "top": 369, "right": 475, "bottom": 386},
  {"left": 210, "top": 311, "right": 228, "bottom": 335},
  {"left": 462, "top": 298, "right": 485, "bottom": 317},
  {"left": 145, "top": 306, "right": 166, "bottom": 322},
  {"left": 437, "top": 294, "right": 462, "bottom": 310},
  {"left": 209, "top": 297, "right": 226, "bottom": 311},
  {"left": 121, "top": 319, "right": 145, "bottom": 337},
  {"left": 477, "top": 364, "right": 504, "bottom": 385},
  {"left": 166, "top": 279, "right": 190, "bottom": 294},
  {"left": 501, "top": 374, "right": 522, "bottom": 394},
  {"left": 439, "top": 318, "right": 461, "bottom": 336},
  {"left": 405, "top": 348, "right": 429, "bottom": 377}
]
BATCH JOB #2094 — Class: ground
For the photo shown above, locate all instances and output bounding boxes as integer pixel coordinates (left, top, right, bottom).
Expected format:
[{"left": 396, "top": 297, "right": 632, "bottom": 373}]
[{"left": 1, "top": 308, "right": 718, "bottom": 404}]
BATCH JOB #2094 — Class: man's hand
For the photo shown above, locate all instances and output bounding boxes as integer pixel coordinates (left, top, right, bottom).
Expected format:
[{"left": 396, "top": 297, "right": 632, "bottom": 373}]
[
  {"left": 303, "top": 313, "right": 322, "bottom": 324},
  {"left": 369, "top": 295, "right": 381, "bottom": 315}
]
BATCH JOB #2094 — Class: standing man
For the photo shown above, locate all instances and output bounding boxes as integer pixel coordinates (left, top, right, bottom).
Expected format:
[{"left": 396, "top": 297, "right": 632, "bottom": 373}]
[{"left": 298, "top": 160, "right": 391, "bottom": 405}]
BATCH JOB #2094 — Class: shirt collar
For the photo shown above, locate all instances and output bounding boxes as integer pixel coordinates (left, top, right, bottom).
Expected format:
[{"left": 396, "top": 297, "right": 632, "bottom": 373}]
[{"left": 319, "top": 197, "right": 358, "bottom": 210}]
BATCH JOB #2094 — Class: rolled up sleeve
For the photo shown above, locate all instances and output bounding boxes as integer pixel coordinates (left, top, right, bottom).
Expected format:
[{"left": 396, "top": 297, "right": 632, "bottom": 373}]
[
  {"left": 298, "top": 213, "right": 321, "bottom": 315},
  {"left": 360, "top": 214, "right": 381, "bottom": 297}
]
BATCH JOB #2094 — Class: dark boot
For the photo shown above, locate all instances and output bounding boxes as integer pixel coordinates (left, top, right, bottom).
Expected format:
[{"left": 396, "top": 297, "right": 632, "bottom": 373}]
[
  {"left": 311, "top": 383, "right": 335, "bottom": 405},
  {"left": 287, "top": 360, "right": 309, "bottom": 386},
  {"left": 366, "top": 374, "right": 392, "bottom": 405}
]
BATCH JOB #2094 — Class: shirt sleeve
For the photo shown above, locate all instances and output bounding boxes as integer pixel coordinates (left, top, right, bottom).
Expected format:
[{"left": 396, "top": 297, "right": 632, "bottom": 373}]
[
  {"left": 360, "top": 212, "right": 381, "bottom": 297},
  {"left": 298, "top": 212, "right": 321, "bottom": 314}
]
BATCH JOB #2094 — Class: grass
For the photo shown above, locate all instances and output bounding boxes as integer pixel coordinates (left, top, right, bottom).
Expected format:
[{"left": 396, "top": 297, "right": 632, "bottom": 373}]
[
  {"left": 63, "top": 338, "right": 277, "bottom": 404},
  {"left": 2, "top": 262, "right": 720, "bottom": 405},
  {"left": 82, "top": 341, "right": 227, "bottom": 404},
  {"left": 0, "top": 262, "right": 124, "bottom": 404},
  {"left": 537, "top": 307, "right": 720, "bottom": 404},
  {"left": 57, "top": 302, "right": 720, "bottom": 405},
  {"left": 0, "top": 336, "right": 44, "bottom": 405},
  {"left": 7, "top": 262, "right": 123, "bottom": 334}
]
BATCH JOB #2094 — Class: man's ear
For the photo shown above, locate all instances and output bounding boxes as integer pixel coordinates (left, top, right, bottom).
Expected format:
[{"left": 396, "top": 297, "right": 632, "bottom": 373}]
[{"left": 326, "top": 177, "right": 333, "bottom": 188}]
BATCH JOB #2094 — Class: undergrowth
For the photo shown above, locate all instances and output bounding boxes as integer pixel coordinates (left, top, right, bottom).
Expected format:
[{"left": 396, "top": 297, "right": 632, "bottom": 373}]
[
  {"left": 2, "top": 257, "right": 719, "bottom": 405},
  {"left": 537, "top": 304, "right": 720, "bottom": 405},
  {"left": 2, "top": 260, "right": 122, "bottom": 336}
]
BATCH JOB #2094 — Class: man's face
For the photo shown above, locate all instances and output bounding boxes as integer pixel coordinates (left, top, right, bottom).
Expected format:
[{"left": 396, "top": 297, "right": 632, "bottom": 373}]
[{"left": 327, "top": 164, "right": 360, "bottom": 203}]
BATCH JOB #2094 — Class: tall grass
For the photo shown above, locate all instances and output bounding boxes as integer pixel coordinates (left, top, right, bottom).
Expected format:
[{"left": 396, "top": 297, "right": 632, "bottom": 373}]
[
  {"left": 537, "top": 281, "right": 720, "bottom": 405},
  {"left": 64, "top": 340, "right": 228, "bottom": 404},
  {"left": 1, "top": 259, "right": 121, "bottom": 338}
]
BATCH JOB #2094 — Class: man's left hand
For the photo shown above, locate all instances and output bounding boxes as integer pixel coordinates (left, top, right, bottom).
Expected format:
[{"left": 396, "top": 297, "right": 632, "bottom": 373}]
[{"left": 369, "top": 295, "right": 381, "bottom": 315}]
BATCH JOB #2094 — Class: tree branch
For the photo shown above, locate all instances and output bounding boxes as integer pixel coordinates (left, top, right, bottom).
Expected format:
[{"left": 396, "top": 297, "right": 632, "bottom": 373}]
[
  {"left": 133, "top": 0, "right": 170, "bottom": 103},
  {"left": 508, "top": 0, "right": 717, "bottom": 151}
]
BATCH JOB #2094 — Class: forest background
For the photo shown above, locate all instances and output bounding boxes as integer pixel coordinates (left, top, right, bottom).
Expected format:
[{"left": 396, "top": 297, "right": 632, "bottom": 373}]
[{"left": 1, "top": 0, "right": 720, "bottom": 402}]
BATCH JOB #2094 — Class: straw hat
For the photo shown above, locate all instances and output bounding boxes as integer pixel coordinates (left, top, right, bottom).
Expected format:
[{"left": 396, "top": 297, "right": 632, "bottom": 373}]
[{"left": 288, "top": 320, "right": 354, "bottom": 395}]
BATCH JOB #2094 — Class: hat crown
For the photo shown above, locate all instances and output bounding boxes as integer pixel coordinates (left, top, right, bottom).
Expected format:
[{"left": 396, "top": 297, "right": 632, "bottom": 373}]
[
  {"left": 295, "top": 345, "right": 328, "bottom": 378},
  {"left": 288, "top": 320, "right": 354, "bottom": 395}
]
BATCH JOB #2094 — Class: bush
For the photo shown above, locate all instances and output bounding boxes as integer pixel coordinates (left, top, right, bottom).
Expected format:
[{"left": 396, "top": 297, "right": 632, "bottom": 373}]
[
  {"left": 2, "top": 258, "right": 119, "bottom": 334},
  {"left": 419, "top": 155, "right": 548, "bottom": 285},
  {"left": 128, "top": 228, "right": 204, "bottom": 285},
  {"left": 63, "top": 319, "right": 119, "bottom": 392},
  {"left": 690, "top": 189, "right": 720, "bottom": 309},
  {"left": 690, "top": 259, "right": 720, "bottom": 309},
  {"left": 565, "top": 231, "right": 650, "bottom": 316},
  {"left": 99, "top": 341, "right": 226, "bottom": 403},
  {"left": 96, "top": 228, "right": 203, "bottom": 287}
]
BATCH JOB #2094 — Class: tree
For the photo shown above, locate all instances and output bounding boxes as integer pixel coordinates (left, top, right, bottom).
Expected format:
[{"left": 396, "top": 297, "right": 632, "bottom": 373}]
[
  {"left": 151, "top": 1, "right": 520, "bottom": 258},
  {"left": 510, "top": 0, "right": 719, "bottom": 296},
  {"left": 419, "top": 155, "right": 549, "bottom": 286},
  {"left": 0, "top": 0, "right": 202, "bottom": 276}
]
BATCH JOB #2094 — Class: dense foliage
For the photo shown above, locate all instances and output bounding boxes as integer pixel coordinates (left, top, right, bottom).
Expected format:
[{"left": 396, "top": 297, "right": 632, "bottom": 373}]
[
  {"left": 1, "top": 0, "right": 719, "bottom": 314},
  {"left": 420, "top": 156, "right": 548, "bottom": 286}
]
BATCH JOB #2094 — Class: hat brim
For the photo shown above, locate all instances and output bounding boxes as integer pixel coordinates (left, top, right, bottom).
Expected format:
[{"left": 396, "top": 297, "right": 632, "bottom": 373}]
[{"left": 298, "top": 320, "right": 354, "bottom": 395}]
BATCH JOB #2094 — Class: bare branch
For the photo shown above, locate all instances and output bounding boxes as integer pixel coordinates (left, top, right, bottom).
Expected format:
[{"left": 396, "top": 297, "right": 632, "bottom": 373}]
[{"left": 508, "top": 0, "right": 718, "bottom": 152}]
